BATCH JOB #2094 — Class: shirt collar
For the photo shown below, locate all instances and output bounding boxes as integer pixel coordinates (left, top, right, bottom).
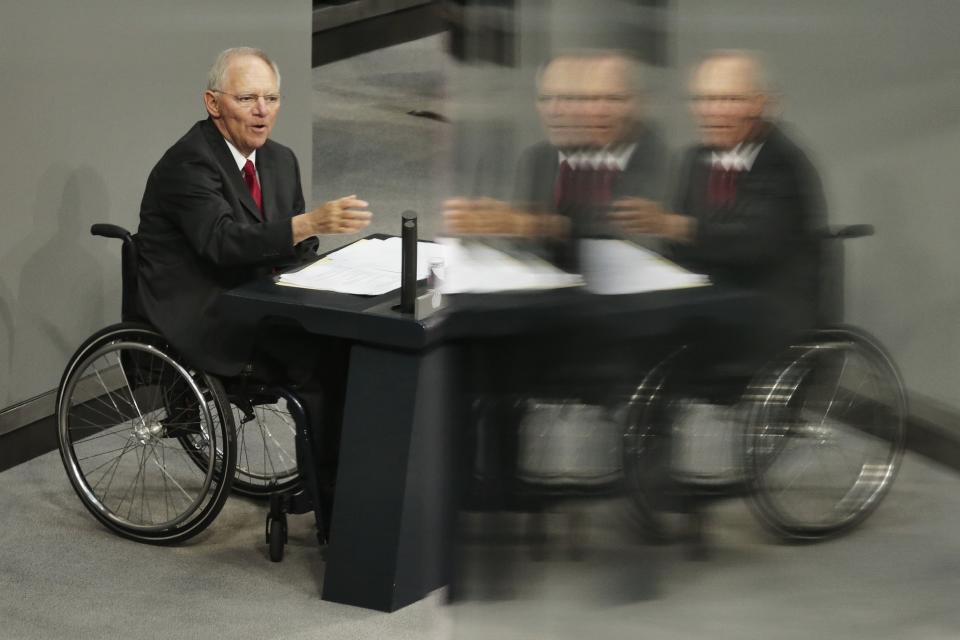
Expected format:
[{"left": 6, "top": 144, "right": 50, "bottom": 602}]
[
  {"left": 224, "top": 138, "right": 257, "bottom": 173},
  {"left": 559, "top": 143, "right": 636, "bottom": 171},
  {"left": 709, "top": 142, "right": 762, "bottom": 172}
]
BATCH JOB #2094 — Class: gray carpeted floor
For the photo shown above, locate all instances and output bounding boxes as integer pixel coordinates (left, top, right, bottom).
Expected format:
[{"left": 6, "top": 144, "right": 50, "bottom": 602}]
[
  {"left": 0, "top": 447, "right": 451, "bottom": 640},
  {"left": 3, "top": 444, "right": 960, "bottom": 639}
]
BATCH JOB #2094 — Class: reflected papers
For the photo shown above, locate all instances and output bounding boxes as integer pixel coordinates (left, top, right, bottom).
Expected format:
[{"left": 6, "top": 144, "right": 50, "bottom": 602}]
[
  {"left": 580, "top": 239, "right": 709, "bottom": 294},
  {"left": 439, "top": 239, "right": 583, "bottom": 293}
]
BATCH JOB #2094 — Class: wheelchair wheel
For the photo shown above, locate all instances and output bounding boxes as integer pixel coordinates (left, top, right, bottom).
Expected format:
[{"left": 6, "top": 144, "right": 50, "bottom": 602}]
[
  {"left": 621, "top": 348, "right": 690, "bottom": 542},
  {"left": 223, "top": 388, "right": 302, "bottom": 497},
  {"left": 57, "top": 322, "right": 236, "bottom": 544},
  {"left": 178, "top": 386, "right": 303, "bottom": 497},
  {"left": 743, "top": 327, "right": 906, "bottom": 541}
]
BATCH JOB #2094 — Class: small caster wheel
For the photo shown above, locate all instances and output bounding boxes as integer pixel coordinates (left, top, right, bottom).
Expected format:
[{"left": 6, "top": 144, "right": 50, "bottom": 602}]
[{"left": 267, "top": 515, "right": 287, "bottom": 562}]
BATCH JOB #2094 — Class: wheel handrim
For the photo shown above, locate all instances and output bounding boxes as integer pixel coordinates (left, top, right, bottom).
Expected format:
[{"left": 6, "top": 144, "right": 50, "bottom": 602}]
[
  {"left": 746, "top": 340, "right": 905, "bottom": 534},
  {"left": 59, "top": 339, "right": 222, "bottom": 532}
]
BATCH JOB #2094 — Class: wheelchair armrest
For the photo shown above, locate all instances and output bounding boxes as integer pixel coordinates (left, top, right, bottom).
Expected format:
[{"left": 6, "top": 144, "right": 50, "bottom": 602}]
[
  {"left": 816, "top": 224, "right": 873, "bottom": 240},
  {"left": 90, "top": 223, "right": 133, "bottom": 241},
  {"left": 821, "top": 224, "right": 875, "bottom": 240}
]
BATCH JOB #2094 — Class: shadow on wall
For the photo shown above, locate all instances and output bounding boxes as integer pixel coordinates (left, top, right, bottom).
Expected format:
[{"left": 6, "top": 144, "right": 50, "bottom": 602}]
[{"left": 6, "top": 166, "right": 109, "bottom": 407}]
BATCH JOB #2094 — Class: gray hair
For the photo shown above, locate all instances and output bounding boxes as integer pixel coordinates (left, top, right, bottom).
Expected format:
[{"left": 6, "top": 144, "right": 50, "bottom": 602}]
[
  {"left": 698, "top": 49, "right": 776, "bottom": 95},
  {"left": 206, "top": 47, "right": 281, "bottom": 92},
  {"left": 535, "top": 49, "right": 646, "bottom": 96}
]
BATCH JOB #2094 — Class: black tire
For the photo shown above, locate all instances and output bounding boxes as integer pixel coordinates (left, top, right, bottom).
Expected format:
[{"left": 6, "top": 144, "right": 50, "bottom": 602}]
[
  {"left": 268, "top": 516, "right": 286, "bottom": 562},
  {"left": 743, "top": 327, "right": 907, "bottom": 541},
  {"left": 57, "top": 323, "right": 236, "bottom": 544},
  {"left": 621, "top": 348, "right": 691, "bottom": 542}
]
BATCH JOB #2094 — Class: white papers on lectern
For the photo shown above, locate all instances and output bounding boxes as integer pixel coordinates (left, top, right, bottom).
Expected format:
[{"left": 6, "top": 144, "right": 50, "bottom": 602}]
[
  {"left": 276, "top": 237, "right": 446, "bottom": 295},
  {"left": 579, "top": 239, "right": 709, "bottom": 294},
  {"left": 438, "top": 239, "right": 583, "bottom": 293}
]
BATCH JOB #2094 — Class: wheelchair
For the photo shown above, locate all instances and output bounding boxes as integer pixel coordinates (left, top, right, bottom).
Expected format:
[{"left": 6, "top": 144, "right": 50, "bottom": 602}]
[
  {"left": 56, "top": 224, "right": 323, "bottom": 559},
  {"left": 621, "top": 225, "right": 907, "bottom": 545}
]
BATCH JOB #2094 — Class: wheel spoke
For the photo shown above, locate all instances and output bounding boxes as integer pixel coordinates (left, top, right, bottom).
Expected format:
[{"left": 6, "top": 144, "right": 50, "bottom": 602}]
[{"left": 148, "top": 442, "right": 197, "bottom": 504}]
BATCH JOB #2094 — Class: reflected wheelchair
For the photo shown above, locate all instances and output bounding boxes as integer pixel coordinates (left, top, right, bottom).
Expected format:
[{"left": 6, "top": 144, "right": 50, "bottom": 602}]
[
  {"left": 622, "top": 225, "right": 907, "bottom": 545},
  {"left": 56, "top": 224, "right": 323, "bottom": 558}
]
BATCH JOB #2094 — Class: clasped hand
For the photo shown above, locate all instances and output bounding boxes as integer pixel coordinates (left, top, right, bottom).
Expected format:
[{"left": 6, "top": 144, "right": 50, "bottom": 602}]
[
  {"left": 608, "top": 197, "right": 693, "bottom": 242},
  {"left": 442, "top": 197, "right": 569, "bottom": 238}
]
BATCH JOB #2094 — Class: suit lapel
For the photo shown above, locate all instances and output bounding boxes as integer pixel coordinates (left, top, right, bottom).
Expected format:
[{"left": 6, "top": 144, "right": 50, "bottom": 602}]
[
  {"left": 541, "top": 149, "right": 560, "bottom": 212},
  {"left": 691, "top": 149, "right": 713, "bottom": 215},
  {"left": 200, "top": 119, "right": 263, "bottom": 223},
  {"left": 256, "top": 144, "right": 278, "bottom": 221}
]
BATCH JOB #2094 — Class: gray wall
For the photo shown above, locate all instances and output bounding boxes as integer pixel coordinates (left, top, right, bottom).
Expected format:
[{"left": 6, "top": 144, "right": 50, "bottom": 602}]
[
  {"left": 667, "top": 1, "right": 960, "bottom": 409},
  {"left": 0, "top": 1, "right": 313, "bottom": 410}
]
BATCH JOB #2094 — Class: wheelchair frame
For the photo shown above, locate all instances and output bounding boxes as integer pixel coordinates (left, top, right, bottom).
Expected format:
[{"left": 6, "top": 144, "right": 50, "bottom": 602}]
[
  {"left": 621, "top": 225, "right": 907, "bottom": 546},
  {"left": 56, "top": 224, "right": 324, "bottom": 559}
]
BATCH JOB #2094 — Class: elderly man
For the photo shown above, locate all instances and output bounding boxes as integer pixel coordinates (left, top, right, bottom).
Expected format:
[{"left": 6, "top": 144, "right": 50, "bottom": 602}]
[
  {"left": 137, "top": 47, "right": 371, "bottom": 377},
  {"left": 444, "top": 51, "right": 665, "bottom": 268},
  {"left": 611, "top": 50, "right": 825, "bottom": 347}
]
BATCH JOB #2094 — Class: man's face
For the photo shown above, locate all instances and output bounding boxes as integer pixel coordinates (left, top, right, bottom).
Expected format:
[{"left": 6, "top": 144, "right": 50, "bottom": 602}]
[
  {"left": 690, "top": 57, "right": 766, "bottom": 149},
  {"left": 204, "top": 55, "right": 280, "bottom": 156},
  {"left": 536, "top": 57, "right": 590, "bottom": 148},
  {"left": 579, "top": 57, "right": 637, "bottom": 148},
  {"left": 536, "top": 56, "right": 638, "bottom": 149}
]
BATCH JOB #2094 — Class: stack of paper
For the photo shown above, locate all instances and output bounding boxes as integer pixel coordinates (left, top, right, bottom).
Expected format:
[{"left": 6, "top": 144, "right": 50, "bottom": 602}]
[
  {"left": 439, "top": 239, "right": 583, "bottom": 293},
  {"left": 276, "top": 237, "right": 446, "bottom": 295},
  {"left": 579, "top": 239, "right": 709, "bottom": 294}
]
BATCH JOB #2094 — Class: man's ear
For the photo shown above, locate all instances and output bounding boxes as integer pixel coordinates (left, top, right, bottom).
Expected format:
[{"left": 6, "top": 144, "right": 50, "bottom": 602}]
[{"left": 204, "top": 91, "right": 221, "bottom": 119}]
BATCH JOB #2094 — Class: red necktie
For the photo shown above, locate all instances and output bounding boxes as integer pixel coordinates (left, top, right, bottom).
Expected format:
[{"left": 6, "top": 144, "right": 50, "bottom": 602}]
[
  {"left": 242, "top": 159, "right": 263, "bottom": 218},
  {"left": 592, "top": 163, "right": 616, "bottom": 206},
  {"left": 707, "top": 165, "right": 738, "bottom": 208},
  {"left": 555, "top": 159, "right": 619, "bottom": 211}
]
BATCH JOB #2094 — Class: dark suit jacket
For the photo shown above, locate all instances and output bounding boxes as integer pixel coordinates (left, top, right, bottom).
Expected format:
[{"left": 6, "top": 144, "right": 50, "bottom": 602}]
[
  {"left": 511, "top": 126, "right": 666, "bottom": 269},
  {"left": 670, "top": 124, "right": 827, "bottom": 346},
  {"left": 136, "top": 118, "right": 315, "bottom": 376},
  {"left": 512, "top": 126, "right": 666, "bottom": 219}
]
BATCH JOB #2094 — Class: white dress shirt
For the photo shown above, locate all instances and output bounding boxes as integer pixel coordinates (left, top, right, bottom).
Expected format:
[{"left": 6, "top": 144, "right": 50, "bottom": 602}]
[
  {"left": 709, "top": 142, "right": 762, "bottom": 172},
  {"left": 558, "top": 144, "right": 637, "bottom": 171},
  {"left": 224, "top": 139, "right": 258, "bottom": 177}
]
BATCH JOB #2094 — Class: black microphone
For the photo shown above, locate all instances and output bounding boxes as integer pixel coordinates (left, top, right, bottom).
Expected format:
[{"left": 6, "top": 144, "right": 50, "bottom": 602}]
[{"left": 400, "top": 212, "right": 418, "bottom": 313}]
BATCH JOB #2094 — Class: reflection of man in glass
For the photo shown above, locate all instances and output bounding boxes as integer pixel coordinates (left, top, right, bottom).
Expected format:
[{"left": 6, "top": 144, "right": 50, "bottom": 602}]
[
  {"left": 611, "top": 50, "right": 825, "bottom": 345},
  {"left": 444, "top": 51, "right": 665, "bottom": 269}
]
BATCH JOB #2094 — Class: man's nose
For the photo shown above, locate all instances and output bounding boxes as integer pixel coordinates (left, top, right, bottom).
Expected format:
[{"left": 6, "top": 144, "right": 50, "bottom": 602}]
[
  {"left": 251, "top": 97, "right": 270, "bottom": 115},
  {"left": 698, "top": 100, "right": 723, "bottom": 119}
]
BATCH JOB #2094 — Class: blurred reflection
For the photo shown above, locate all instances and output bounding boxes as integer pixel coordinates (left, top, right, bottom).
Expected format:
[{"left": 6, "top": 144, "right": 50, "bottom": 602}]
[
  {"left": 444, "top": 50, "right": 665, "bottom": 271},
  {"left": 620, "top": 50, "right": 826, "bottom": 353},
  {"left": 449, "top": 50, "right": 837, "bottom": 613},
  {"left": 447, "top": 51, "right": 672, "bottom": 614},
  {"left": 441, "top": 5, "right": 928, "bottom": 637}
]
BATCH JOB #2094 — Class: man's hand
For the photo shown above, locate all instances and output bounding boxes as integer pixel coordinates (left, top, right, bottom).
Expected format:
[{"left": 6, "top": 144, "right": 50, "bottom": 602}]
[
  {"left": 443, "top": 197, "right": 532, "bottom": 236},
  {"left": 292, "top": 195, "right": 372, "bottom": 244},
  {"left": 442, "top": 197, "right": 569, "bottom": 238},
  {"left": 609, "top": 197, "right": 695, "bottom": 243}
]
